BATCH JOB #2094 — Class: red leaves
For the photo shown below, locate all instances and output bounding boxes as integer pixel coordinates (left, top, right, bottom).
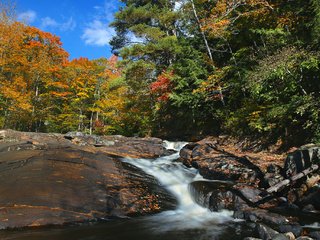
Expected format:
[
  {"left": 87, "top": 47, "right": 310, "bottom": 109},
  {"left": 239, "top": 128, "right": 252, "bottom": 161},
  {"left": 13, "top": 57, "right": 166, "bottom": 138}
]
[{"left": 150, "top": 70, "right": 173, "bottom": 102}]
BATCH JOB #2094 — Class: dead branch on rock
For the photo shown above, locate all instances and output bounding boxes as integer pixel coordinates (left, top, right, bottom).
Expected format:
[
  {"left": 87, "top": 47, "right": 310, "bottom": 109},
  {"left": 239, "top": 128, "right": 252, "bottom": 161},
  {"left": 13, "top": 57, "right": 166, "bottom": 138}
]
[{"left": 265, "top": 164, "right": 319, "bottom": 194}]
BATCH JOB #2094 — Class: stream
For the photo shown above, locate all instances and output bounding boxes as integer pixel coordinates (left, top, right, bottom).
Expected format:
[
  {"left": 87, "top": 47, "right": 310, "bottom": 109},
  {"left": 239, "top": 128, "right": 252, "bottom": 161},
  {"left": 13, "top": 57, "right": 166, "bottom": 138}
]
[{"left": 0, "top": 141, "right": 254, "bottom": 240}]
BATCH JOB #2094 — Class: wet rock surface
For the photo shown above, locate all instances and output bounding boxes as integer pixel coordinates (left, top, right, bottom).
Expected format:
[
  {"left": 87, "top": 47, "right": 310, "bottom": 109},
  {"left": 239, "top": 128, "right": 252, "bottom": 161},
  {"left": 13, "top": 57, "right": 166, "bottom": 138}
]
[{"left": 0, "top": 130, "right": 176, "bottom": 229}]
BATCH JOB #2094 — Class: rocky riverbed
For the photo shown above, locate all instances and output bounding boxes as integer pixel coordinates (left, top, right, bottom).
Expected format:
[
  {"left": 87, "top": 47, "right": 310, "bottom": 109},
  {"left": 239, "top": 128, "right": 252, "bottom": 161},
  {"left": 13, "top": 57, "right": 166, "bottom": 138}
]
[
  {"left": 0, "top": 130, "right": 319, "bottom": 240},
  {"left": 180, "top": 136, "right": 320, "bottom": 240}
]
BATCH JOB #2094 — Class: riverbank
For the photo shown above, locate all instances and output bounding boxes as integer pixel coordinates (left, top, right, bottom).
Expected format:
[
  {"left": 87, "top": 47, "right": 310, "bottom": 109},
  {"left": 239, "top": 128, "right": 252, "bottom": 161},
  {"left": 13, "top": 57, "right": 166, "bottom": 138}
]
[
  {"left": 179, "top": 136, "right": 320, "bottom": 239},
  {"left": 0, "top": 130, "right": 319, "bottom": 239}
]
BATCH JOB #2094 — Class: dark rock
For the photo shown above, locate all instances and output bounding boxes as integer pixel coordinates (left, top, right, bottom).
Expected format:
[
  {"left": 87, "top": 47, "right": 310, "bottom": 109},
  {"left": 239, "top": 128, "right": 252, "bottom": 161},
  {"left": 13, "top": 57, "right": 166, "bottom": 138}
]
[
  {"left": 188, "top": 180, "right": 234, "bottom": 209},
  {"left": 303, "top": 204, "right": 316, "bottom": 212},
  {"left": 163, "top": 149, "right": 177, "bottom": 156},
  {"left": 309, "top": 231, "right": 320, "bottom": 240},
  {"left": 209, "top": 189, "right": 240, "bottom": 211},
  {"left": 179, "top": 141, "right": 263, "bottom": 185},
  {"left": 233, "top": 210, "right": 245, "bottom": 219},
  {"left": 255, "top": 223, "right": 279, "bottom": 240},
  {"left": 179, "top": 143, "right": 197, "bottom": 167},
  {"left": 241, "top": 209, "right": 289, "bottom": 226},
  {"left": 209, "top": 185, "right": 264, "bottom": 211},
  {"left": 296, "top": 237, "right": 315, "bottom": 240},
  {"left": 298, "top": 187, "right": 320, "bottom": 210},
  {"left": 273, "top": 234, "right": 291, "bottom": 240},
  {"left": 191, "top": 143, "right": 215, "bottom": 160},
  {"left": 196, "top": 156, "right": 259, "bottom": 183},
  {"left": 237, "top": 186, "right": 263, "bottom": 203},
  {"left": 243, "top": 238, "right": 262, "bottom": 240},
  {"left": 188, "top": 181, "right": 264, "bottom": 211},
  {"left": 279, "top": 224, "right": 303, "bottom": 237}
]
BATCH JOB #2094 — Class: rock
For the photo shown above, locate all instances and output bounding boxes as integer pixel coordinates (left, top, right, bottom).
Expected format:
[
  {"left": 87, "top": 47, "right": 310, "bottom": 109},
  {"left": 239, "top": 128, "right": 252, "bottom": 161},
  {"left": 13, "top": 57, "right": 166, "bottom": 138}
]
[
  {"left": 298, "top": 187, "right": 320, "bottom": 210},
  {"left": 178, "top": 140, "right": 263, "bottom": 185},
  {"left": 188, "top": 181, "right": 265, "bottom": 211},
  {"left": 0, "top": 130, "right": 167, "bottom": 159},
  {"left": 296, "top": 237, "right": 314, "bottom": 240},
  {"left": 0, "top": 131, "right": 176, "bottom": 229},
  {"left": 64, "top": 131, "right": 86, "bottom": 139},
  {"left": 284, "top": 232, "right": 296, "bottom": 240},
  {"left": 309, "top": 231, "right": 320, "bottom": 240},
  {"left": 255, "top": 223, "right": 279, "bottom": 240},
  {"left": 264, "top": 164, "right": 285, "bottom": 187},
  {"left": 274, "top": 234, "right": 291, "bottom": 240},
  {"left": 179, "top": 143, "right": 197, "bottom": 167},
  {"left": 191, "top": 143, "right": 215, "bottom": 160},
  {"left": 279, "top": 224, "right": 303, "bottom": 237},
  {"left": 188, "top": 180, "right": 235, "bottom": 209},
  {"left": 241, "top": 209, "right": 289, "bottom": 226},
  {"left": 209, "top": 189, "right": 240, "bottom": 211},
  {"left": 284, "top": 144, "right": 320, "bottom": 179},
  {"left": 243, "top": 238, "right": 263, "bottom": 240},
  {"left": 303, "top": 204, "right": 316, "bottom": 212}
]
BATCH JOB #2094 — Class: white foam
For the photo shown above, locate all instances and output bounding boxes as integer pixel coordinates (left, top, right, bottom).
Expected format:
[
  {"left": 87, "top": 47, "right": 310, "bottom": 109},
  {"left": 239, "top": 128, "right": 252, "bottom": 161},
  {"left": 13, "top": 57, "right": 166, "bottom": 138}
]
[{"left": 122, "top": 142, "right": 233, "bottom": 232}]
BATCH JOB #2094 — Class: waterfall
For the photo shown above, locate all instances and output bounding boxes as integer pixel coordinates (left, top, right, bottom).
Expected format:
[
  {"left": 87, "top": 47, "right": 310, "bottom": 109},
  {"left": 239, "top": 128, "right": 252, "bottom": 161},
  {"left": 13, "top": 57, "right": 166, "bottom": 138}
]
[{"left": 121, "top": 141, "right": 233, "bottom": 232}]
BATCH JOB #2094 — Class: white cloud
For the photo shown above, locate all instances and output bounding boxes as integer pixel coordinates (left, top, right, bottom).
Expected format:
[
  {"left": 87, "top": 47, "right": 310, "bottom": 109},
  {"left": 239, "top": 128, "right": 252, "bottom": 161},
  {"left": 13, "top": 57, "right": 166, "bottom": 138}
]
[
  {"left": 103, "top": 0, "right": 118, "bottom": 21},
  {"left": 81, "top": 20, "right": 115, "bottom": 46},
  {"left": 41, "top": 17, "right": 59, "bottom": 29},
  {"left": 61, "top": 17, "right": 76, "bottom": 31},
  {"left": 40, "top": 16, "right": 76, "bottom": 32},
  {"left": 18, "top": 10, "right": 37, "bottom": 23},
  {"left": 81, "top": 0, "right": 119, "bottom": 47}
]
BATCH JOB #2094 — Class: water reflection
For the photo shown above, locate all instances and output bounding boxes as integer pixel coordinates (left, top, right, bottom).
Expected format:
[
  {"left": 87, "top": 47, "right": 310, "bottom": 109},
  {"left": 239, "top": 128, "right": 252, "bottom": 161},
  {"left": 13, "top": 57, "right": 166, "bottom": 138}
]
[{"left": 0, "top": 217, "right": 252, "bottom": 240}]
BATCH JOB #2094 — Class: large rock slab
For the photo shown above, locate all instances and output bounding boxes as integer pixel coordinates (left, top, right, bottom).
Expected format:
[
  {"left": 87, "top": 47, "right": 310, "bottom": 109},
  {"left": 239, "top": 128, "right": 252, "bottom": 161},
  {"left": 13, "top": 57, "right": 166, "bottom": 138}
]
[
  {"left": 179, "top": 141, "right": 262, "bottom": 185},
  {"left": 0, "top": 129, "right": 167, "bottom": 159},
  {"left": 0, "top": 131, "right": 176, "bottom": 229}
]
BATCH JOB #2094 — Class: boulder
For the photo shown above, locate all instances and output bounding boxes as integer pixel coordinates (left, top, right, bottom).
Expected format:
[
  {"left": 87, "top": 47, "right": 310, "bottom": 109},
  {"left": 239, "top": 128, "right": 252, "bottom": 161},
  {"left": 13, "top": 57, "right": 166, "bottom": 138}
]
[
  {"left": 298, "top": 187, "right": 320, "bottom": 210},
  {"left": 309, "top": 231, "right": 320, "bottom": 240},
  {"left": 255, "top": 223, "right": 279, "bottom": 240},
  {"left": 237, "top": 209, "right": 289, "bottom": 226},
  {"left": 279, "top": 224, "right": 303, "bottom": 237},
  {"left": 179, "top": 141, "right": 262, "bottom": 185}
]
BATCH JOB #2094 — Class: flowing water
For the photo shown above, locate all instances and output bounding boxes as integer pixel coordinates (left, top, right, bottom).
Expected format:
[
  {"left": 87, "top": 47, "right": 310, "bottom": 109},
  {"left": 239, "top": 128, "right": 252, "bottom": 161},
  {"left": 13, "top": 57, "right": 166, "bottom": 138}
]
[
  {"left": 0, "top": 141, "right": 254, "bottom": 240},
  {"left": 122, "top": 141, "right": 233, "bottom": 232}
]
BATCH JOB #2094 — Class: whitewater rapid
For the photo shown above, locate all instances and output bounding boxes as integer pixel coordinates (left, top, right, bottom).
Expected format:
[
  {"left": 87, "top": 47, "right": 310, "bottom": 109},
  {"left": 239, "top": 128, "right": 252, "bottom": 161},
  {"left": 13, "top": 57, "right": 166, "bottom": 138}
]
[{"left": 121, "top": 141, "right": 233, "bottom": 232}]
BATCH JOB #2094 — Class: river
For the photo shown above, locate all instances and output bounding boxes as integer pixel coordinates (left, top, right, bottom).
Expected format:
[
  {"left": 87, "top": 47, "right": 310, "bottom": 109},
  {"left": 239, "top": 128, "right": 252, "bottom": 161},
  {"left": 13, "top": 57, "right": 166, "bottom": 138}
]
[{"left": 0, "top": 141, "right": 254, "bottom": 240}]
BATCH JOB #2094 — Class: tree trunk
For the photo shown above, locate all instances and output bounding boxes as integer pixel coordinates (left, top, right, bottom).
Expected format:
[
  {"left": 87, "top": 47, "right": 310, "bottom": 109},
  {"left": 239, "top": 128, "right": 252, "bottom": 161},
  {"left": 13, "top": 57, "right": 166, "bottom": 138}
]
[
  {"left": 89, "top": 111, "right": 94, "bottom": 135},
  {"left": 190, "top": 0, "right": 213, "bottom": 62},
  {"left": 190, "top": 0, "right": 225, "bottom": 105}
]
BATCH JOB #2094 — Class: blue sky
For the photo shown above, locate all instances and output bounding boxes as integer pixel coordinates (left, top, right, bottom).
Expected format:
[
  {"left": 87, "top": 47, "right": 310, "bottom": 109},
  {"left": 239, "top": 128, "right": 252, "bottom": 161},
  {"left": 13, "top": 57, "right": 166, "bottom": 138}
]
[{"left": 15, "top": 0, "right": 120, "bottom": 60}]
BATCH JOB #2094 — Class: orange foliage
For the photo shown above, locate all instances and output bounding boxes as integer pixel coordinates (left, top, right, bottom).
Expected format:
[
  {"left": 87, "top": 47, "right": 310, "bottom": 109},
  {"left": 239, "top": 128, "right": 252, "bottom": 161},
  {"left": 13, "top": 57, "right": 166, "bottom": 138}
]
[{"left": 202, "top": 0, "right": 274, "bottom": 38}]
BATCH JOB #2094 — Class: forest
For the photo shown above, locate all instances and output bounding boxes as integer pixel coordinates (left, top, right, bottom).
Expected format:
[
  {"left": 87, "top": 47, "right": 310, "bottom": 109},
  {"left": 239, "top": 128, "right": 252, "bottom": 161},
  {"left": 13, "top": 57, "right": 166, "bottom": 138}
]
[{"left": 1, "top": 0, "right": 320, "bottom": 147}]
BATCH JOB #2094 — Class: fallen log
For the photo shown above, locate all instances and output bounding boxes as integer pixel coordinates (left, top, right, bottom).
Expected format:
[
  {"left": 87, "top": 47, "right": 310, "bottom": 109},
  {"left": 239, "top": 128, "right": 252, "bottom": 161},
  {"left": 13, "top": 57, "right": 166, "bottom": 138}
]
[{"left": 266, "top": 164, "right": 319, "bottom": 194}]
